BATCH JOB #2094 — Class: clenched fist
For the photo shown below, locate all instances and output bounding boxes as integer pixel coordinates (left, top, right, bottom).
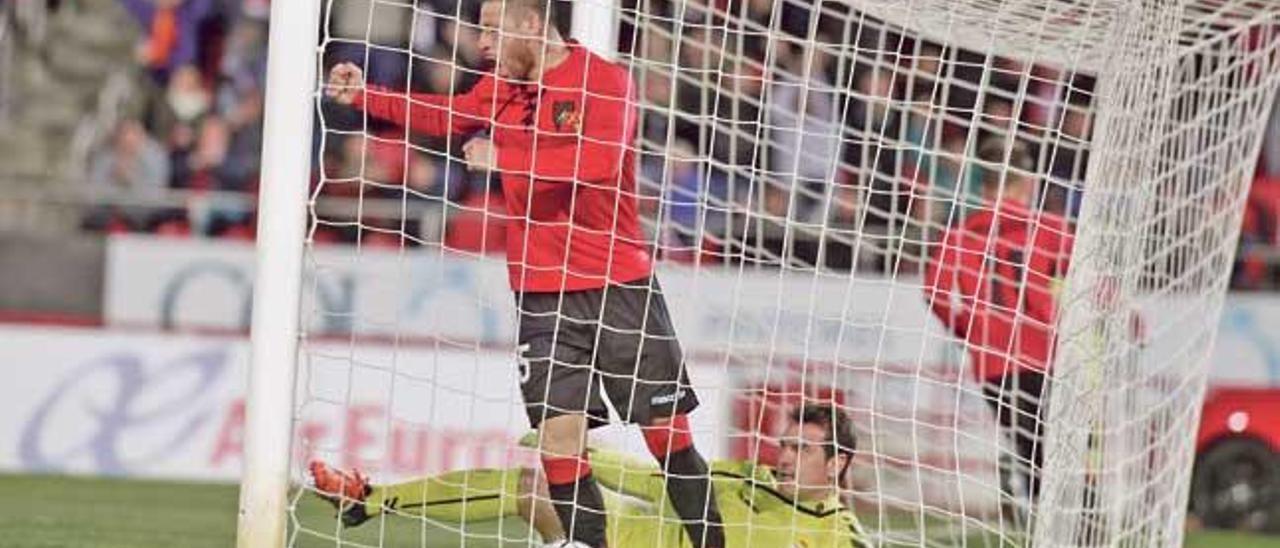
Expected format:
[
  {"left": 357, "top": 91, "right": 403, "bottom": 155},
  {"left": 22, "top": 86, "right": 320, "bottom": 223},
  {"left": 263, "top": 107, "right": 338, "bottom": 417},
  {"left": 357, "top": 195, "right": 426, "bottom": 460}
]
[
  {"left": 326, "top": 62, "right": 363, "bottom": 105},
  {"left": 462, "top": 138, "right": 497, "bottom": 172}
]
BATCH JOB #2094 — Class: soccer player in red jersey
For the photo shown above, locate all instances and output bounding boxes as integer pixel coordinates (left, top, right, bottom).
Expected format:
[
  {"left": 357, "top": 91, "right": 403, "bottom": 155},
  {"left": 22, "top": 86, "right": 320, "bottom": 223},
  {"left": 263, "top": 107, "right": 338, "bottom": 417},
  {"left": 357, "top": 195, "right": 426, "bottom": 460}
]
[
  {"left": 325, "top": 1, "right": 723, "bottom": 546},
  {"left": 922, "top": 140, "right": 1074, "bottom": 508}
]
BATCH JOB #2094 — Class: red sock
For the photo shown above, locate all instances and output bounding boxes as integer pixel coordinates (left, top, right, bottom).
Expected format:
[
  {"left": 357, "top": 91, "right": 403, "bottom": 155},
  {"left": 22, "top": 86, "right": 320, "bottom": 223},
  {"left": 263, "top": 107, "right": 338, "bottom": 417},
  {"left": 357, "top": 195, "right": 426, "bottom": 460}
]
[
  {"left": 641, "top": 414, "right": 694, "bottom": 460},
  {"left": 542, "top": 454, "right": 606, "bottom": 547},
  {"left": 542, "top": 454, "right": 592, "bottom": 486}
]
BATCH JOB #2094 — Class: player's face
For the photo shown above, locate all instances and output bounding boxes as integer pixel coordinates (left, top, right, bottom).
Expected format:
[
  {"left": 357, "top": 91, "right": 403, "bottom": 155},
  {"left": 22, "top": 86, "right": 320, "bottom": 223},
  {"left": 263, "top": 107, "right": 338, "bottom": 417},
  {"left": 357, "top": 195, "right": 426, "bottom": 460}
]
[
  {"left": 478, "top": 2, "right": 542, "bottom": 80},
  {"left": 774, "top": 422, "right": 843, "bottom": 502}
]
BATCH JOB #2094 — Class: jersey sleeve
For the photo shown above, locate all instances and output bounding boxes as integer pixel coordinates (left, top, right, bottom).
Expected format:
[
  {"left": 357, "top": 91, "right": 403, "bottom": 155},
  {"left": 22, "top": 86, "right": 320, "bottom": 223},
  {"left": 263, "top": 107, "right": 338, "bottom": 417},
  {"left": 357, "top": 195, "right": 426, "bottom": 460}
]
[
  {"left": 1026, "top": 221, "right": 1071, "bottom": 326},
  {"left": 495, "top": 69, "right": 636, "bottom": 183},
  {"left": 923, "top": 228, "right": 977, "bottom": 338},
  {"left": 587, "top": 447, "right": 667, "bottom": 504},
  {"left": 354, "top": 77, "right": 494, "bottom": 137},
  {"left": 1052, "top": 225, "right": 1074, "bottom": 277}
]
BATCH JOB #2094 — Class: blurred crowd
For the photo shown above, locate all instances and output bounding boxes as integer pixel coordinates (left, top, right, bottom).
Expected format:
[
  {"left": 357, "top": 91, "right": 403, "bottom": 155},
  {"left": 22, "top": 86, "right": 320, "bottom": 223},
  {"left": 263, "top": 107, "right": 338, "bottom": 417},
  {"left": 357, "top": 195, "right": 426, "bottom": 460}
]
[
  {"left": 623, "top": 3, "right": 1101, "bottom": 273},
  {"left": 77, "top": 0, "right": 1280, "bottom": 289},
  {"left": 84, "top": 0, "right": 268, "bottom": 238}
]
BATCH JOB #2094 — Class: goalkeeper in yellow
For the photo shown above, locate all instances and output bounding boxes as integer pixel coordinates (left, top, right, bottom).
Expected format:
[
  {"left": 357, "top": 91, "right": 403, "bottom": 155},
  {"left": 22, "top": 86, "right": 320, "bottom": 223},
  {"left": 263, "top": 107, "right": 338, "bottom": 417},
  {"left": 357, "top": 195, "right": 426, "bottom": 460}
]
[{"left": 310, "top": 403, "right": 869, "bottom": 547}]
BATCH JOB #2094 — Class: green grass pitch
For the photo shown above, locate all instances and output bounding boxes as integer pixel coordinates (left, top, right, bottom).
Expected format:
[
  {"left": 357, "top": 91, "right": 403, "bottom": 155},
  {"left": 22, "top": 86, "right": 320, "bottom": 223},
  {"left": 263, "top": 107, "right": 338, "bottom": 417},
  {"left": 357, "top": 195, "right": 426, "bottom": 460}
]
[{"left": 0, "top": 474, "right": 1275, "bottom": 547}]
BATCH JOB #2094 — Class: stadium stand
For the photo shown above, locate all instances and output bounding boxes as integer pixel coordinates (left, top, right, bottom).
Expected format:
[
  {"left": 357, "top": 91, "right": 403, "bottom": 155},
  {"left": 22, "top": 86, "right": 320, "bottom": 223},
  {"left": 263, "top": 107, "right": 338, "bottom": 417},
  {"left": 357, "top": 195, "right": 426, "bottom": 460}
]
[{"left": 0, "top": 0, "right": 1277, "bottom": 289}]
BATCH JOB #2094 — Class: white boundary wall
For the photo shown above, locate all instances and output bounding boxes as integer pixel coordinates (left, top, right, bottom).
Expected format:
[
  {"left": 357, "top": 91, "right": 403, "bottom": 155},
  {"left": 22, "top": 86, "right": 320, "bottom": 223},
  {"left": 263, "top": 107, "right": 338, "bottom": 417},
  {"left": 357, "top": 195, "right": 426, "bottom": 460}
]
[
  {"left": 0, "top": 324, "right": 727, "bottom": 482},
  {"left": 104, "top": 236, "right": 1280, "bottom": 387},
  {"left": 1, "top": 235, "right": 1272, "bottom": 511}
]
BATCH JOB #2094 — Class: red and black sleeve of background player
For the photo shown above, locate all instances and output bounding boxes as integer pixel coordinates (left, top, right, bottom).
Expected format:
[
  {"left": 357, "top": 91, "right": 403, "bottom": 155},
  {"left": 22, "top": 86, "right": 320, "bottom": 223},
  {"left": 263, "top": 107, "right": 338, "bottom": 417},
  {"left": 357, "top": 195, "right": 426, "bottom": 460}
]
[{"left": 924, "top": 216, "right": 1075, "bottom": 340}]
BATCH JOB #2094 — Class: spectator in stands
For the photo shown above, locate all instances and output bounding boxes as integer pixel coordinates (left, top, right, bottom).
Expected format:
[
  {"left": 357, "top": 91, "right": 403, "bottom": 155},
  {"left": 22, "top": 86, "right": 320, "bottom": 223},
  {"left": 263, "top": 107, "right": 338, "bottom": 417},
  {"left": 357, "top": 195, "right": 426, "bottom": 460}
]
[
  {"left": 86, "top": 119, "right": 172, "bottom": 230},
  {"left": 1236, "top": 176, "right": 1280, "bottom": 288},
  {"left": 906, "top": 97, "right": 984, "bottom": 234},
  {"left": 174, "top": 114, "right": 229, "bottom": 190},
  {"left": 1042, "top": 98, "right": 1092, "bottom": 218},
  {"left": 91, "top": 119, "right": 171, "bottom": 195},
  {"left": 825, "top": 177, "right": 889, "bottom": 272},
  {"left": 119, "top": 0, "right": 215, "bottom": 83},
  {"left": 990, "top": 57, "right": 1027, "bottom": 97},
  {"left": 409, "top": 2, "right": 439, "bottom": 56},
  {"left": 904, "top": 89, "right": 942, "bottom": 191},
  {"left": 848, "top": 66, "right": 904, "bottom": 226},
  {"left": 762, "top": 182, "right": 792, "bottom": 220},
  {"left": 239, "top": 0, "right": 269, "bottom": 20},
  {"left": 1262, "top": 95, "right": 1280, "bottom": 178},
  {"left": 149, "top": 65, "right": 213, "bottom": 180},
  {"left": 826, "top": 180, "right": 861, "bottom": 229},
  {"left": 712, "top": 48, "right": 765, "bottom": 165},
  {"left": 978, "top": 138, "right": 1039, "bottom": 193},
  {"left": 675, "top": 27, "right": 727, "bottom": 158},
  {"left": 216, "top": 81, "right": 263, "bottom": 190},
  {"left": 403, "top": 152, "right": 455, "bottom": 244},
  {"left": 1024, "top": 64, "right": 1068, "bottom": 134},
  {"left": 437, "top": 12, "right": 483, "bottom": 70},
  {"left": 213, "top": 17, "right": 266, "bottom": 190},
  {"left": 850, "top": 66, "right": 897, "bottom": 134},
  {"left": 1053, "top": 99, "right": 1093, "bottom": 180},
  {"left": 906, "top": 44, "right": 946, "bottom": 99},
  {"left": 768, "top": 41, "right": 841, "bottom": 222},
  {"left": 978, "top": 96, "right": 1016, "bottom": 142},
  {"left": 218, "top": 16, "right": 266, "bottom": 91},
  {"left": 932, "top": 131, "right": 985, "bottom": 224},
  {"left": 165, "top": 64, "right": 213, "bottom": 126},
  {"left": 664, "top": 139, "right": 703, "bottom": 244},
  {"left": 334, "top": 134, "right": 393, "bottom": 188},
  {"left": 637, "top": 33, "right": 676, "bottom": 146}
]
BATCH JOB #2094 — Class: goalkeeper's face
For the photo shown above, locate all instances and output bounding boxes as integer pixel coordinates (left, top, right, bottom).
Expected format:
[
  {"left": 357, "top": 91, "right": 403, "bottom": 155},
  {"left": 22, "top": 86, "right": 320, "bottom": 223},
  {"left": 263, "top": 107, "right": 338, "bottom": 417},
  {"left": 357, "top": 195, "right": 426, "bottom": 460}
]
[
  {"left": 478, "top": 2, "right": 544, "bottom": 80},
  {"left": 775, "top": 422, "right": 844, "bottom": 502}
]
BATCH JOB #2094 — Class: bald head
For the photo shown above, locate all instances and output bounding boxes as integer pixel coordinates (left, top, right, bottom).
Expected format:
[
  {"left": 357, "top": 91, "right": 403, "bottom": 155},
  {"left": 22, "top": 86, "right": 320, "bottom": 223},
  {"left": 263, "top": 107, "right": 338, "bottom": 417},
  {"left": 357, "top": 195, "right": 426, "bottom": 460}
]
[
  {"left": 478, "top": 0, "right": 568, "bottom": 80},
  {"left": 978, "top": 139, "right": 1038, "bottom": 205},
  {"left": 482, "top": 0, "right": 558, "bottom": 33}
]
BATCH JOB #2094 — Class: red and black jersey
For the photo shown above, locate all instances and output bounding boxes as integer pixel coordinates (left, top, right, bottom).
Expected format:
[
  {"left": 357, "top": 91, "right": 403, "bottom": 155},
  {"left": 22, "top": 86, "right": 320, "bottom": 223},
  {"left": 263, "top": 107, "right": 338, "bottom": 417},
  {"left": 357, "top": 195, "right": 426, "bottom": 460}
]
[
  {"left": 923, "top": 200, "right": 1074, "bottom": 381},
  {"left": 354, "top": 42, "right": 651, "bottom": 293}
]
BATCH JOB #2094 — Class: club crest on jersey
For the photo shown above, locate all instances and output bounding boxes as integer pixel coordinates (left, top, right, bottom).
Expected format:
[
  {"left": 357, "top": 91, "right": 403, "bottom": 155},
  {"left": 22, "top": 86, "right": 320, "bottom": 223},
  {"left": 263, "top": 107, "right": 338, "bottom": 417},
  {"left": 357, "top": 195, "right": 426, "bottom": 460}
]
[{"left": 552, "top": 100, "right": 581, "bottom": 132}]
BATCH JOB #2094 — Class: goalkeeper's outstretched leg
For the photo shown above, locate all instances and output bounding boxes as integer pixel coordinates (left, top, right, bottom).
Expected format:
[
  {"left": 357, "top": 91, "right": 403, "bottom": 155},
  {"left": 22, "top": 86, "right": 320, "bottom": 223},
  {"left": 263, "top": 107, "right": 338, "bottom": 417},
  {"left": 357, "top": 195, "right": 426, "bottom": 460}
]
[{"left": 308, "top": 461, "right": 566, "bottom": 543}]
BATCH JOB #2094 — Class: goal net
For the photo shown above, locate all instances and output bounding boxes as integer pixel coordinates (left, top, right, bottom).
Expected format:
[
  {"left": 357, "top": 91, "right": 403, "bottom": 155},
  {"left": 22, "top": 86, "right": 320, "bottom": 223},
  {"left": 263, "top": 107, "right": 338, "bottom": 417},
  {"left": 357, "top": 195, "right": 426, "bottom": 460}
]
[{"left": 279, "top": 0, "right": 1280, "bottom": 546}]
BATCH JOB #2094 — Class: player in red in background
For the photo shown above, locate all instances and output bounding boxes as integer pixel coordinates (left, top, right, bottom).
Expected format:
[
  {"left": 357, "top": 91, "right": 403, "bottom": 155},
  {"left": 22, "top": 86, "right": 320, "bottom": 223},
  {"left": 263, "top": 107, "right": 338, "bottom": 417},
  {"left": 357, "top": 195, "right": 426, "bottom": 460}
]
[
  {"left": 922, "top": 139, "right": 1074, "bottom": 510},
  {"left": 325, "top": 1, "right": 723, "bottom": 547}
]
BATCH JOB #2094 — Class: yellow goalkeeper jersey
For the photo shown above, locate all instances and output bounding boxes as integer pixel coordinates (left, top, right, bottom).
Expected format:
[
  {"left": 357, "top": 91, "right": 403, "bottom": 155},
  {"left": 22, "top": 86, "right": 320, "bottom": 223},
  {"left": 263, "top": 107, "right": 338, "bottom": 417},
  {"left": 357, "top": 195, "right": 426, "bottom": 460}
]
[{"left": 589, "top": 448, "right": 870, "bottom": 548}]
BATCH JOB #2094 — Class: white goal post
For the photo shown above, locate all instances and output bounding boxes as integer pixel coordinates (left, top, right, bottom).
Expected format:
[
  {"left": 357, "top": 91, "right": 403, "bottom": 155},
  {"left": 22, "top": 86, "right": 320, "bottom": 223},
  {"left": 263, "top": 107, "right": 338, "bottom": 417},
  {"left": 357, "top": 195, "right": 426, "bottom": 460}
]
[
  {"left": 234, "top": 0, "right": 321, "bottom": 546},
  {"left": 237, "top": 0, "right": 1280, "bottom": 547}
]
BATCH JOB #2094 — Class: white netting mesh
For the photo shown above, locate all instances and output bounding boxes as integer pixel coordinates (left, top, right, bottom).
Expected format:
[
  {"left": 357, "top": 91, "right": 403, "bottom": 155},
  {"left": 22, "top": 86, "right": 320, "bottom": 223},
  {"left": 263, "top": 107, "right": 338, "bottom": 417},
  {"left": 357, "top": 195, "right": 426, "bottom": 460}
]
[{"left": 288, "top": 0, "right": 1280, "bottom": 546}]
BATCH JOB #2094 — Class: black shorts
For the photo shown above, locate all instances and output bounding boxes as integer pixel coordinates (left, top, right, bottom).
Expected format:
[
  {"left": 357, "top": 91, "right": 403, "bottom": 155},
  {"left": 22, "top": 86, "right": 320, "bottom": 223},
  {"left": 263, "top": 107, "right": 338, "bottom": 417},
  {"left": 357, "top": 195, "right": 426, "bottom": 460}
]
[
  {"left": 515, "top": 276, "right": 699, "bottom": 429},
  {"left": 982, "top": 370, "right": 1047, "bottom": 498}
]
